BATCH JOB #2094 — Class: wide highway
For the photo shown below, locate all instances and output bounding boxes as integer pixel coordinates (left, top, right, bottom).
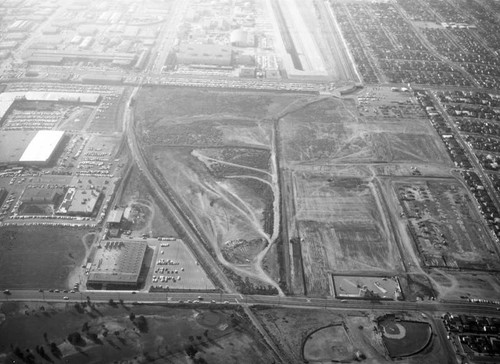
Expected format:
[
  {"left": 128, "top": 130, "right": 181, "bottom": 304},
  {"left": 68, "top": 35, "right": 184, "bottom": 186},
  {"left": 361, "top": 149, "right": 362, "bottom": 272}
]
[{"left": 2, "top": 289, "right": 500, "bottom": 318}]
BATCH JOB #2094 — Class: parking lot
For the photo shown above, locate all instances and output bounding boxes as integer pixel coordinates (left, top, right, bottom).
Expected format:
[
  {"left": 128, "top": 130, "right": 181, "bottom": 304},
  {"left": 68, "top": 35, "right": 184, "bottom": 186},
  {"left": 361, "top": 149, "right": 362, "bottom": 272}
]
[{"left": 146, "top": 238, "right": 216, "bottom": 291}]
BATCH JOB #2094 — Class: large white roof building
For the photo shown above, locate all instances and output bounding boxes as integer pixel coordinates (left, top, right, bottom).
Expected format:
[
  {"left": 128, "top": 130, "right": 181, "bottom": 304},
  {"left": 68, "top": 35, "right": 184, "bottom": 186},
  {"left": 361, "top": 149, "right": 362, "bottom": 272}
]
[{"left": 19, "top": 130, "right": 65, "bottom": 164}]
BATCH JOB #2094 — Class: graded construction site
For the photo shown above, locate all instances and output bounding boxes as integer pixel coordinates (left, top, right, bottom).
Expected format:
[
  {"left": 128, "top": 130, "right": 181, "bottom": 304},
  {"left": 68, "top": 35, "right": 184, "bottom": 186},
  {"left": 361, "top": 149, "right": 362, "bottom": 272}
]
[{"left": 133, "top": 84, "right": 500, "bottom": 304}]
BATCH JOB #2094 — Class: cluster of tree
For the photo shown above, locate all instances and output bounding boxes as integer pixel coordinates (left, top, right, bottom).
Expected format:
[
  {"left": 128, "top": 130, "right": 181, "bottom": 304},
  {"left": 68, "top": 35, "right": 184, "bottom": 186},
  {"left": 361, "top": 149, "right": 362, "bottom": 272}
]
[{"left": 129, "top": 312, "right": 148, "bottom": 333}]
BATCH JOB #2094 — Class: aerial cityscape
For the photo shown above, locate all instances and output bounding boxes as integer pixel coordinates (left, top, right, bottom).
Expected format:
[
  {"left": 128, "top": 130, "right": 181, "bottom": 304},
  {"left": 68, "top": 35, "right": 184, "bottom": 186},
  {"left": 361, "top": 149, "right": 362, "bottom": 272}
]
[{"left": 1, "top": 0, "right": 500, "bottom": 363}]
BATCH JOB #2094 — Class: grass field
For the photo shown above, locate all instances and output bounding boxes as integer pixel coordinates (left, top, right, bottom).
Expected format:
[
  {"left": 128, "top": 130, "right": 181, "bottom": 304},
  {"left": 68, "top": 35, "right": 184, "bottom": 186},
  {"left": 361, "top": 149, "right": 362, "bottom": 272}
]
[
  {"left": 379, "top": 317, "right": 432, "bottom": 358},
  {"left": 252, "top": 306, "right": 344, "bottom": 363},
  {"left": 253, "top": 307, "right": 447, "bottom": 363},
  {"left": 303, "top": 324, "right": 354, "bottom": 362},
  {"left": 0, "top": 227, "right": 87, "bottom": 289},
  {"left": 292, "top": 173, "right": 402, "bottom": 296},
  {"left": 0, "top": 303, "right": 274, "bottom": 364}
]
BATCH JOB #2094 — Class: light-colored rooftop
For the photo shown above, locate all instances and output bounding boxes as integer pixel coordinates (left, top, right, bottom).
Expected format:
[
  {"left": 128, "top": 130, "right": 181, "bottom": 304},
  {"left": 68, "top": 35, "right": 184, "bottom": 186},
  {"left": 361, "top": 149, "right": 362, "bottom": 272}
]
[
  {"left": 107, "top": 208, "right": 124, "bottom": 224},
  {"left": 19, "top": 130, "right": 64, "bottom": 163}
]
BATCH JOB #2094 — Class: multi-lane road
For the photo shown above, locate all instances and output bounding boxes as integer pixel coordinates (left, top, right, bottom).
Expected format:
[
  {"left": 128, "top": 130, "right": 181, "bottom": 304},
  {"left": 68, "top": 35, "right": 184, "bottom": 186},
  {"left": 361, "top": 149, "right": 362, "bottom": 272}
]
[{"left": 3, "top": 288, "right": 500, "bottom": 319}]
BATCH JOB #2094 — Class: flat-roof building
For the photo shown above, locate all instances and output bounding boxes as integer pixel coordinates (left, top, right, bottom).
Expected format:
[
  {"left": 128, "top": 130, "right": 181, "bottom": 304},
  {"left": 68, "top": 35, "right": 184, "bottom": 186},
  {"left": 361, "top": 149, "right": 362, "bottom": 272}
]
[
  {"left": 0, "top": 131, "right": 36, "bottom": 165},
  {"left": 0, "top": 91, "right": 101, "bottom": 122},
  {"left": 177, "top": 43, "right": 232, "bottom": 67},
  {"left": 19, "top": 130, "right": 65, "bottom": 165},
  {"left": 57, "top": 187, "right": 101, "bottom": 216},
  {"left": 87, "top": 240, "right": 148, "bottom": 289},
  {"left": 107, "top": 208, "right": 124, "bottom": 225},
  {"left": 0, "top": 130, "right": 64, "bottom": 166}
]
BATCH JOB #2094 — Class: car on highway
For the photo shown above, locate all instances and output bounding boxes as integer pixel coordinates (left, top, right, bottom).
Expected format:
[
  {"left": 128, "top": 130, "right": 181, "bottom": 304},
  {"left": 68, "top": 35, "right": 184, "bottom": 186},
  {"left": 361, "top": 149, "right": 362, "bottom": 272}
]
[
  {"left": 3, "top": 289, "right": 10, "bottom": 295},
  {"left": 63, "top": 296, "right": 69, "bottom": 300}
]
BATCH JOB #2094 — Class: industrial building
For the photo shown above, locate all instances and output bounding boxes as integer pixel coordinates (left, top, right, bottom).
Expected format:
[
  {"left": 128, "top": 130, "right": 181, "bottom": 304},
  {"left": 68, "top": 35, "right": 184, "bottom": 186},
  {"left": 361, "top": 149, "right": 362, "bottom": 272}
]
[
  {"left": 21, "top": 188, "right": 63, "bottom": 205},
  {"left": 0, "top": 91, "right": 101, "bottom": 124},
  {"left": 0, "top": 131, "right": 36, "bottom": 165},
  {"left": 57, "top": 187, "right": 101, "bottom": 216},
  {"left": 0, "top": 130, "right": 64, "bottom": 166},
  {"left": 19, "top": 130, "right": 65, "bottom": 165},
  {"left": 27, "top": 50, "right": 136, "bottom": 67},
  {"left": 87, "top": 240, "right": 148, "bottom": 289},
  {"left": 107, "top": 208, "right": 124, "bottom": 226},
  {"left": 107, "top": 207, "right": 125, "bottom": 237},
  {"left": 176, "top": 43, "right": 232, "bottom": 67}
]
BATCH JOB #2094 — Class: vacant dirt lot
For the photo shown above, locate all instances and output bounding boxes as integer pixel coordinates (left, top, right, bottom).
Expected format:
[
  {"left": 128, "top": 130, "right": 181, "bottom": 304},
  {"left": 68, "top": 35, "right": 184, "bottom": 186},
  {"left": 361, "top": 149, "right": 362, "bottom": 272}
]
[
  {"left": 118, "top": 166, "right": 178, "bottom": 238},
  {"left": 152, "top": 147, "right": 270, "bottom": 251},
  {"left": 135, "top": 87, "right": 304, "bottom": 121},
  {"left": 0, "top": 227, "right": 87, "bottom": 289},
  {"left": 280, "top": 97, "right": 451, "bottom": 166},
  {"left": 292, "top": 173, "right": 403, "bottom": 296}
]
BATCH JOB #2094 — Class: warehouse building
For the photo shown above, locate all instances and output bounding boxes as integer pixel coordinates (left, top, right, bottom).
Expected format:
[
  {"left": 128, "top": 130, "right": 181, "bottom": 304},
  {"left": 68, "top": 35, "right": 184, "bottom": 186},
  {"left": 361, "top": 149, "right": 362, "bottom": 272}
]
[
  {"left": 27, "top": 50, "right": 136, "bottom": 67},
  {"left": 87, "top": 240, "right": 148, "bottom": 289},
  {"left": 176, "top": 43, "right": 232, "bottom": 67},
  {"left": 19, "top": 130, "right": 65, "bottom": 165},
  {"left": 0, "top": 91, "right": 101, "bottom": 123},
  {"left": 0, "top": 131, "right": 36, "bottom": 165},
  {"left": 0, "top": 130, "right": 65, "bottom": 167}
]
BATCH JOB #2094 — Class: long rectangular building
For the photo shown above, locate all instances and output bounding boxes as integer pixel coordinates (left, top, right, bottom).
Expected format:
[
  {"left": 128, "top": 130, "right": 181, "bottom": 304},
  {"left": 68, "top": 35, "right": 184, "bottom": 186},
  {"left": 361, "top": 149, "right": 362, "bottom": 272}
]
[{"left": 0, "top": 91, "right": 101, "bottom": 122}]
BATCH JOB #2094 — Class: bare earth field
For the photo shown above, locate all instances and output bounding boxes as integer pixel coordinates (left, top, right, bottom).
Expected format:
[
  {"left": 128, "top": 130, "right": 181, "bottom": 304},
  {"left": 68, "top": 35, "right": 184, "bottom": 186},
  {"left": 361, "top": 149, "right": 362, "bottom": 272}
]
[
  {"left": 133, "top": 88, "right": 312, "bottom": 290},
  {"left": 427, "top": 270, "right": 500, "bottom": 302},
  {"left": 135, "top": 87, "right": 304, "bottom": 123},
  {"left": 151, "top": 147, "right": 270, "bottom": 261},
  {"left": 278, "top": 90, "right": 458, "bottom": 298},
  {"left": 0, "top": 227, "right": 87, "bottom": 290},
  {"left": 292, "top": 173, "right": 402, "bottom": 296},
  {"left": 280, "top": 97, "right": 451, "bottom": 166},
  {"left": 118, "top": 166, "right": 178, "bottom": 238},
  {"left": 0, "top": 302, "right": 275, "bottom": 364}
]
